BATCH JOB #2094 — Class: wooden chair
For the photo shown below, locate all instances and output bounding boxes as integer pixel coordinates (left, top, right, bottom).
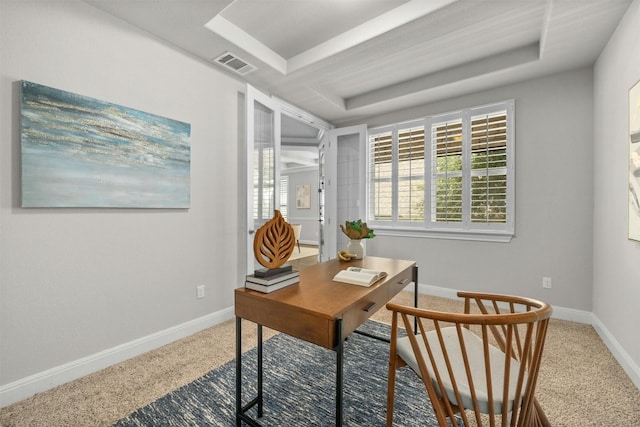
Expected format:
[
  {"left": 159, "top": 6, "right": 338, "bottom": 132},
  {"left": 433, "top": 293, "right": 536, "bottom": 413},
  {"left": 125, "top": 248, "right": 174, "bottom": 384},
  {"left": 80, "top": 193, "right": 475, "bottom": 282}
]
[
  {"left": 386, "top": 292, "right": 552, "bottom": 427},
  {"left": 291, "top": 224, "right": 302, "bottom": 252}
]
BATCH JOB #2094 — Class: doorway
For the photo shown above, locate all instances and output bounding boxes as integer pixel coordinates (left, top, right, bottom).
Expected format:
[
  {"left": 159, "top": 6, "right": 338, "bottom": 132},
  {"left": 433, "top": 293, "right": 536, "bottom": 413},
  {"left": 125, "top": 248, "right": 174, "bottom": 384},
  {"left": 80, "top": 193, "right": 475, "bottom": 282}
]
[
  {"left": 320, "top": 125, "right": 367, "bottom": 262},
  {"left": 279, "top": 106, "right": 328, "bottom": 262}
]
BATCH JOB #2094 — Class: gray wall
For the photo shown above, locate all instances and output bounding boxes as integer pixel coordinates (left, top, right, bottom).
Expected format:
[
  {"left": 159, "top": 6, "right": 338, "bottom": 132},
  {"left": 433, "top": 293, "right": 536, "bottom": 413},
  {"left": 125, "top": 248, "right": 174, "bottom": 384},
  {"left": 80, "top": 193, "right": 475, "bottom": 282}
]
[
  {"left": 593, "top": 0, "right": 640, "bottom": 376},
  {"left": 0, "top": 1, "right": 244, "bottom": 390},
  {"left": 350, "top": 68, "right": 595, "bottom": 311}
]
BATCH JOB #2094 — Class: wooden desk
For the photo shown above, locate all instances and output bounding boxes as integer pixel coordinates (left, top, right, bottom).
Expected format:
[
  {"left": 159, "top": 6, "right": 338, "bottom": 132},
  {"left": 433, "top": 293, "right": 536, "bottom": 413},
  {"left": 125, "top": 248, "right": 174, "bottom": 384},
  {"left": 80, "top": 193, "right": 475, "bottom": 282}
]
[{"left": 235, "top": 256, "right": 417, "bottom": 426}]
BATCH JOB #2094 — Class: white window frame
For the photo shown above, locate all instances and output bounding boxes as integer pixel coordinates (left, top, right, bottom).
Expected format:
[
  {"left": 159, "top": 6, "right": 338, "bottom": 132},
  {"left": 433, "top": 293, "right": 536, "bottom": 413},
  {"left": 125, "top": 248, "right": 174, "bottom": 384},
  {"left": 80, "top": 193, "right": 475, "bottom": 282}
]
[{"left": 367, "top": 100, "right": 514, "bottom": 242}]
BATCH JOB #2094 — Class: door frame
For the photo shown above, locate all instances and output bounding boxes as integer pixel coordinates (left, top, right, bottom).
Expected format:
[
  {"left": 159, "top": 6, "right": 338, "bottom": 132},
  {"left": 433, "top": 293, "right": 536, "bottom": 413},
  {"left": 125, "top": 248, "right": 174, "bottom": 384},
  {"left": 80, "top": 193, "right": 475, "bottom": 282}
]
[{"left": 245, "top": 84, "right": 281, "bottom": 274}]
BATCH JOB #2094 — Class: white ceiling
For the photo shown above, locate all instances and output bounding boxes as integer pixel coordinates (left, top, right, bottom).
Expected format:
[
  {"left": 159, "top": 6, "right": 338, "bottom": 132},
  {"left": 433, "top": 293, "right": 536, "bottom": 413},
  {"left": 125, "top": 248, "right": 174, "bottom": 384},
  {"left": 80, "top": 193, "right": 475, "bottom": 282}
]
[{"left": 85, "top": 0, "right": 632, "bottom": 167}]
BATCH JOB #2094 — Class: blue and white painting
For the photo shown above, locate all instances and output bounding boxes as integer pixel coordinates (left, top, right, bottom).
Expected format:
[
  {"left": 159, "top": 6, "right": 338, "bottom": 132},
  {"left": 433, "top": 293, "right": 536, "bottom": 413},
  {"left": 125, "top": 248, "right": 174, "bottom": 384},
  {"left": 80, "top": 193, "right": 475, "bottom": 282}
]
[{"left": 20, "top": 81, "right": 191, "bottom": 208}]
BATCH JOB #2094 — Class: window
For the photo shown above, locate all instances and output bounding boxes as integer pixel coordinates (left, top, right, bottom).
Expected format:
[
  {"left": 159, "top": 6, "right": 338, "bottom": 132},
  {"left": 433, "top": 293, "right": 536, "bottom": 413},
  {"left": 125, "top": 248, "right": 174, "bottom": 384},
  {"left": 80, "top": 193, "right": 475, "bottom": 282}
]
[
  {"left": 398, "top": 125, "right": 426, "bottom": 222},
  {"left": 367, "top": 100, "right": 514, "bottom": 242},
  {"left": 370, "top": 130, "right": 393, "bottom": 221},
  {"left": 253, "top": 146, "right": 275, "bottom": 222},
  {"left": 252, "top": 102, "right": 276, "bottom": 224},
  {"left": 369, "top": 121, "right": 425, "bottom": 223}
]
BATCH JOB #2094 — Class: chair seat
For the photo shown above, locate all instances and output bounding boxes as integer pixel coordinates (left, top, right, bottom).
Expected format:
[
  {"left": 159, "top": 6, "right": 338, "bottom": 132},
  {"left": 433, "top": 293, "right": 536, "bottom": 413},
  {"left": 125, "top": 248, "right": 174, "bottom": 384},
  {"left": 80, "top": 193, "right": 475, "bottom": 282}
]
[{"left": 396, "top": 326, "right": 526, "bottom": 414}]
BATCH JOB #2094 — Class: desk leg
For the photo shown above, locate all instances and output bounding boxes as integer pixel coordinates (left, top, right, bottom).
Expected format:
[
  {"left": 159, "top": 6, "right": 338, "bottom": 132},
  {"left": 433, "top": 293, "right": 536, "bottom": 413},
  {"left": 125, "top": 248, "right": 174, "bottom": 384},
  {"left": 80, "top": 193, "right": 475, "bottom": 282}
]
[
  {"left": 336, "top": 319, "right": 343, "bottom": 426},
  {"left": 235, "top": 318, "right": 264, "bottom": 427},
  {"left": 235, "top": 316, "right": 242, "bottom": 427}
]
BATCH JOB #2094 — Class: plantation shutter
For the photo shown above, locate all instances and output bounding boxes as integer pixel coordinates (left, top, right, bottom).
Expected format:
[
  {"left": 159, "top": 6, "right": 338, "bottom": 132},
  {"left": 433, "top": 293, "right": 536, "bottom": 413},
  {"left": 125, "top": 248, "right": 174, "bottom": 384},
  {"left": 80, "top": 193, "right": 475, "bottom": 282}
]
[
  {"left": 253, "top": 103, "right": 275, "bottom": 222},
  {"left": 397, "top": 126, "right": 425, "bottom": 222},
  {"left": 369, "top": 131, "right": 393, "bottom": 221},
  {"left": 470, "top": 110, "right": 508, "bottom": 224},
  {"left": 280, "top": 175, "right": 288, "bottom": 220},
  {"left": 253, "top": 147, "right": 275, "bottom": 221},
  {"left": 431, "top": 119, "right": 463, "bottom": 222}
]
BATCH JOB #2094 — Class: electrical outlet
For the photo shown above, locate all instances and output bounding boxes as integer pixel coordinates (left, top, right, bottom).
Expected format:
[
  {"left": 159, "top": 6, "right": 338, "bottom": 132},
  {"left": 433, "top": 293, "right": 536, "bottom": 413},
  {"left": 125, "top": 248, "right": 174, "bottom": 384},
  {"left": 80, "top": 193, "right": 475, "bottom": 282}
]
[
  {"left": 542, "top": 277, "right": 552, "bottom": 289},
  {"left": 196, "top": 285, "right": 205, "bottom": 299}
]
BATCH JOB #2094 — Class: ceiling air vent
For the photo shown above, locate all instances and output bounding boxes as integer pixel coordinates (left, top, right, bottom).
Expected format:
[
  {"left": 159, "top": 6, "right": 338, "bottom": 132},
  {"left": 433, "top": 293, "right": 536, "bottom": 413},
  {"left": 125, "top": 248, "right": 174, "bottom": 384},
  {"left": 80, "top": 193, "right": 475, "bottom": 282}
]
[{"left": 213, "top": 52, "right": 257, "bottom": 76}]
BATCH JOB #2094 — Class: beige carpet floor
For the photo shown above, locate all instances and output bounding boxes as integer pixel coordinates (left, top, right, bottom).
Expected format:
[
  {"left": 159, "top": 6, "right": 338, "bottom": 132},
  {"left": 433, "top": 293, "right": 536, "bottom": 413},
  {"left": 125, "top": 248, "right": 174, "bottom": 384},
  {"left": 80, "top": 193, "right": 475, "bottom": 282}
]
[
  {"left": 287, "top": 244, "right": 319, "bottom": 262},
  {"left": 2, "top": 258, "right": 639, "bottom": 426}
]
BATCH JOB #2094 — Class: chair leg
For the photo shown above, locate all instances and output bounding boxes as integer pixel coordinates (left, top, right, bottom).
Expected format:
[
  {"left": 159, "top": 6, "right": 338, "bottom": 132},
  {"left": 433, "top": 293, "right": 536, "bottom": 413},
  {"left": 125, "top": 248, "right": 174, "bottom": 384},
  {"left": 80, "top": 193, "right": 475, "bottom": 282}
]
[
  {"left": 387, "top": 311, "right": 401, "bottom": 427},
  {"left": 386, "top": 359, "right": 399, "bottom": 426},
  {"left": 297, "top": 240, "right": 301, "bottom": 252},
  {"left": 533, "top": 398, "right": 551, "bottom": 427}
]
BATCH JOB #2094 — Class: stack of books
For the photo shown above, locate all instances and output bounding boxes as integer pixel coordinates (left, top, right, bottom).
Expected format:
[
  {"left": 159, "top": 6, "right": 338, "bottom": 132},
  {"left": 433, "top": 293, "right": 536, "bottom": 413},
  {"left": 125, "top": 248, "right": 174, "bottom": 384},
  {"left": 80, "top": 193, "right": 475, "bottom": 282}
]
[{"left": 245, "top": 268, "right": 300, "bottom": 293}]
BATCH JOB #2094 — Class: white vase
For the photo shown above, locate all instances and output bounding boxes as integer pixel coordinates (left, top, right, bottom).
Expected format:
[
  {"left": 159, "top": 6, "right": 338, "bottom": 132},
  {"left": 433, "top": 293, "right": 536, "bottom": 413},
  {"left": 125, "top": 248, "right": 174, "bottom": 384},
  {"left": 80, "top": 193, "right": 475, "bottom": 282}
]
[{"left": 347, "top": 239, "right": 364, "bottom": 259}]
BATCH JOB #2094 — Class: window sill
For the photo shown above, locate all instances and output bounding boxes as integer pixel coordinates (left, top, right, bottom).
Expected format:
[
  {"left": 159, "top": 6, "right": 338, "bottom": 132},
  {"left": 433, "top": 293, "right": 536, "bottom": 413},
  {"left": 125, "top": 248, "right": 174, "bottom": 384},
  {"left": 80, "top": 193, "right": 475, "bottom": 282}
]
[{"left": 373, "top": 227, "right": 513, "bottom": 243}]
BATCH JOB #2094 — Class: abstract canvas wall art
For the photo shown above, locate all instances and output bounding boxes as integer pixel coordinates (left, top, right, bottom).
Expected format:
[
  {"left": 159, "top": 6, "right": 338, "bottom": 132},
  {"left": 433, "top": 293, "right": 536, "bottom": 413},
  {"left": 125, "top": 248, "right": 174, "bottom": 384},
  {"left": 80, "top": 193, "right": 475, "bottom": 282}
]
[
  {"left": 630, "top": 79, "right": 640, "bottom": 241},
  {"left": 20, "top": 81, "right": 191, "bottom": 208},
  {"left": 296, "top": 184, "right": 311, "bottom": 209}
]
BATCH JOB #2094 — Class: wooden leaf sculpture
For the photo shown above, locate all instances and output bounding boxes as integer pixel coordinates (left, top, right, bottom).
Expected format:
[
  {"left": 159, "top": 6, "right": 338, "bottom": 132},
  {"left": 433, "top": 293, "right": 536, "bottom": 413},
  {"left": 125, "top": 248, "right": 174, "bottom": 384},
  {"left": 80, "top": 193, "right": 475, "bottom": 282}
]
[{"left": 253, "top": 210, "right": 296, "bottom": 269}]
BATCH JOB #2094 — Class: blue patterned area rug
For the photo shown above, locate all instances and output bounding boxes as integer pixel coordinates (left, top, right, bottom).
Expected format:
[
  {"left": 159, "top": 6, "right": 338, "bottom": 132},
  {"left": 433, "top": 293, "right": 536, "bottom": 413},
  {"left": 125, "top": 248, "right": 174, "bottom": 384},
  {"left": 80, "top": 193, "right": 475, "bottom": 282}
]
[{"left": 113, "top": 320, "right": 442, "bottom": 426}]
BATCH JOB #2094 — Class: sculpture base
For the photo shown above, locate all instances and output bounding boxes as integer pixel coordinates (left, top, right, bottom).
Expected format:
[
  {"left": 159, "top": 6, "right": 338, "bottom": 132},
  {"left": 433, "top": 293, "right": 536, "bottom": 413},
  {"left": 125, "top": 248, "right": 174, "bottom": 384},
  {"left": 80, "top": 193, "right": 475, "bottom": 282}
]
[{"left": 254, "top": 264, "right": 293, "bottom": 278}]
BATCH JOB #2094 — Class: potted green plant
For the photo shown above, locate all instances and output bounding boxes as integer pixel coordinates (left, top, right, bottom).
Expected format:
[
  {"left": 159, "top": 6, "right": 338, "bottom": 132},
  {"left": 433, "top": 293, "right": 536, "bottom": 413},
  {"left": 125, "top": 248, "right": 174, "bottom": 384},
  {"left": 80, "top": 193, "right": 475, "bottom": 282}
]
[{"left": 340, "top": 220, "right": 375, "bottom": 259}]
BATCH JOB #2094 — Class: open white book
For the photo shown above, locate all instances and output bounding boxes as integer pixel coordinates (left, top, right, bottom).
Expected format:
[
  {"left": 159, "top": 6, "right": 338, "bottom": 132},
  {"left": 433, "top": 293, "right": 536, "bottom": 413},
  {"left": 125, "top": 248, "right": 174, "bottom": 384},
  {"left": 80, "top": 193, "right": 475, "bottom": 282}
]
[{"left": 332, "top": 267, "right": 388, "bottom": 287}]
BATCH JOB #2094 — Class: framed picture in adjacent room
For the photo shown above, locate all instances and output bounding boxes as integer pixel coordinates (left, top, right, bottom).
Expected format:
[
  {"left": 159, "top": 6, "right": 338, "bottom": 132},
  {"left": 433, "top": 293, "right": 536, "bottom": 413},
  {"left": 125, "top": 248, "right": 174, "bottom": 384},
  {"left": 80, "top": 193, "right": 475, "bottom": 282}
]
[
  {"left": 296, "top": 184, "right": 311, "bottom": 209},
  {"left": 629, "top": 79, "right": 640, "bottom": 241}
]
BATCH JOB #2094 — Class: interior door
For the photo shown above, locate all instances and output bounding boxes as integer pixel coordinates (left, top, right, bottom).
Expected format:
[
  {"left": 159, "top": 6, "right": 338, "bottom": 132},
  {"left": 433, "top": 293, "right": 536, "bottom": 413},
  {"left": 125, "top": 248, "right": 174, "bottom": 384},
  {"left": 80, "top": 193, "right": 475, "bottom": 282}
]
[
  {"left": 246, "top": 84, "right": 281, "bottom": 274},
  {"left": 321, "top": 125, "right": 367, "bottom": 261}
]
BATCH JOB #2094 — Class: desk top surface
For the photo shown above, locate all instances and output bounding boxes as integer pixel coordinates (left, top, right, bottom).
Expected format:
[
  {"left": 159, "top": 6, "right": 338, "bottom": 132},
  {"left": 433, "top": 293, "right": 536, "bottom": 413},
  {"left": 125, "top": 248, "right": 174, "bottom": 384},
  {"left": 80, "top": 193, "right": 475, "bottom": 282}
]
[{"left": 235, "top": 256, "right": 415, "bottom": 320}]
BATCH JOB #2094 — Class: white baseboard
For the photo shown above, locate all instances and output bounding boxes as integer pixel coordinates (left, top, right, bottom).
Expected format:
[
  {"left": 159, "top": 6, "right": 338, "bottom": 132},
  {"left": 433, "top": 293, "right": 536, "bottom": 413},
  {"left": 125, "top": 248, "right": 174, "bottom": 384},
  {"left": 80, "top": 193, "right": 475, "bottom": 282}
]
[
  {"left": 0, "top": 307, "right": 234, "bottom": 408},
  {"left": 591, "top": 315, "right": 640, "bottom": 390},
  {"left": 419, "top": 283, "right": 640, "bottom": 391},
  {"left": 418, "top": 283, "right": 593, "bottom": 323},
  {"left": 418, "top": 283, "right": 459, "bottom": 300}
]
